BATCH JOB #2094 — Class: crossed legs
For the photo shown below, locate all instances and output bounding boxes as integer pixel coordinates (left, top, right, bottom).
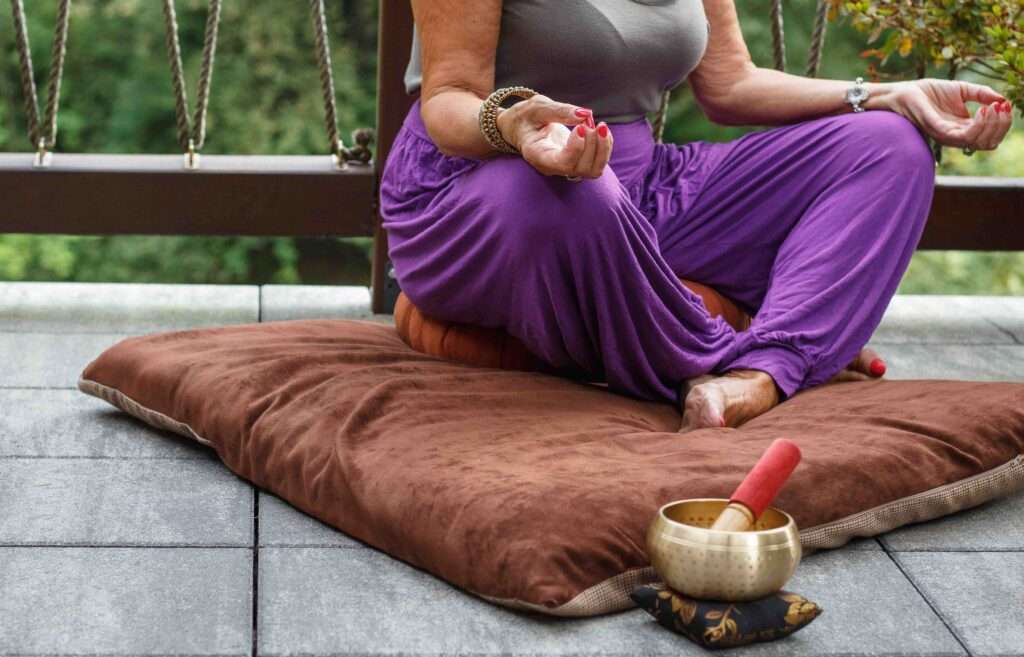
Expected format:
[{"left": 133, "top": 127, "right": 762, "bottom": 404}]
[
  {"left": 654, "top": 110, "right": 936, "bottom": 428},
  {"left": 384, "top": 109, "right": 936, "bottom": 428}
]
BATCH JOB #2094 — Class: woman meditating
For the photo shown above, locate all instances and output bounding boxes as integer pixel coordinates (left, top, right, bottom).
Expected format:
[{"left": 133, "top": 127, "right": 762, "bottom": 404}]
[{"left": 379, "top": 0, "right": 1014, "bottom": 432}]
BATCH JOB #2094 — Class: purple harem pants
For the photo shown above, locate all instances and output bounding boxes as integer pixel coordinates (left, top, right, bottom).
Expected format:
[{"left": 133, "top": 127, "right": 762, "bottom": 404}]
[{"left": 379, "top": 97, "right": 936, "bottom": 407}]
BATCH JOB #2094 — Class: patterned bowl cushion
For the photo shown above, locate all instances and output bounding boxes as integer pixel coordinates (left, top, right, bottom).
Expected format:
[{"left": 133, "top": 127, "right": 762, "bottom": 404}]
[{"left": 631, "top": 582, "right": 822, "bottom": 650}]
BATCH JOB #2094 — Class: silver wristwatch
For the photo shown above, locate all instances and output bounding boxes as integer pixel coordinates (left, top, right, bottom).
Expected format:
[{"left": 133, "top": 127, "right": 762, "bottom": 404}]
[{"left": 844, "top": 76, "right": 870, "bottom": 113}]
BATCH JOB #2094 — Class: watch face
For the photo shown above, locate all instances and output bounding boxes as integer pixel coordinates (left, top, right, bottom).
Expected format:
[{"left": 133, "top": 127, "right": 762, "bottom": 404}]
[{"left": 847, "top": 87, "right": 869, "bottom": 103}]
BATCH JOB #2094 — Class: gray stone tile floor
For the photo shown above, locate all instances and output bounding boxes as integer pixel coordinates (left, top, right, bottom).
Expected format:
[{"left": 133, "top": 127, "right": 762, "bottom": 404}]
[{"left": 0, "top": 282, "right": 1021, "bottom": 656}]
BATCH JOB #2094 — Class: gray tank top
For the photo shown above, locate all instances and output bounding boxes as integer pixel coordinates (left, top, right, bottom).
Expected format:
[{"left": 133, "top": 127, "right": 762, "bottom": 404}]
[{"left": 403, "top": 0, "right": 711, "bottom": 124}]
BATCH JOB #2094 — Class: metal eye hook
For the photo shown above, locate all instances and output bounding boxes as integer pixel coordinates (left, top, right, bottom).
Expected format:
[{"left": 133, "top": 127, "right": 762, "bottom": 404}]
[
  {"left": 33, "top": 138, "right": 52, "bottom": 169},
  {"left": 184, "top": 138, "right": 200, "bottom": 171}
]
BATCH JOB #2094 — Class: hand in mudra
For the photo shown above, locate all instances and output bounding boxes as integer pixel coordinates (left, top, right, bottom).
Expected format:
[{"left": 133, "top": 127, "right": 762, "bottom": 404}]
[
  {"left": 495, "top": 93, "right": 613, "bottom": 179},
  {"left": 886, "top": 79, "right": 1014, "bottom": 152}
]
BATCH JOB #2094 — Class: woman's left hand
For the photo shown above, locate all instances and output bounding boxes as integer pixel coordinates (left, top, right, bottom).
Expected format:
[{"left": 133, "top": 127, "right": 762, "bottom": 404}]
[{"left": 880, "top": 79, "right": 1014, "bottom": 152}]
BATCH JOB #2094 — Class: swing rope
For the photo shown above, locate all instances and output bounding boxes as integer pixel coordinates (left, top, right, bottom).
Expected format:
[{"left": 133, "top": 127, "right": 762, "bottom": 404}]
[
  {"left": 10, "top": 0, "right": 71, "bottom": 165},
  {"left": 806, "top": 0, "right": 829, "bottom": 78},
  {"left": 161, "top": 0, "right": 221, "bottom": 168},
  {"left": 310, "top": 0, "right": 374, "bottom": 166},
  {"left": 770, "top": 0, "right": 787, "bottom": 73},
  {"left": 652, "top": 0, "right": 830, "bottom": 143},
  {"left": 8, "top": 0, "right": 374, "bottom": 169}
]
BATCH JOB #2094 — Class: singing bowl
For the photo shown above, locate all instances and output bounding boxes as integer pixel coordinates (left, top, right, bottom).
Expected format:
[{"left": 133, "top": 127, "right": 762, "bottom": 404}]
[{"left": 646, "top": 498, "right": 802, "bottom": 601}]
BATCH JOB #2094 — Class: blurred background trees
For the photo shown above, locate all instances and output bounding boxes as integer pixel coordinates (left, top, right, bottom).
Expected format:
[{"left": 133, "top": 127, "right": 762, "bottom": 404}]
[{"left": 1, "top": 0, "right": 1021, "bottom": 293}]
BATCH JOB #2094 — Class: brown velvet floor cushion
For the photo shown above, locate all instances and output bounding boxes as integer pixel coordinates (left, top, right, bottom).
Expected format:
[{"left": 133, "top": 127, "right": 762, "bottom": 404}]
[{"left": 78, "top": 319, "right": 1024, "bottom": 617}]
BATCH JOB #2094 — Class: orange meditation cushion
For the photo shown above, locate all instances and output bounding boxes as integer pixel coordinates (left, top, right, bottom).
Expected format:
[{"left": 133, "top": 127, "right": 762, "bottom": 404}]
[{"left": 394, "top": 278, "right": 752, "bottom": 373}]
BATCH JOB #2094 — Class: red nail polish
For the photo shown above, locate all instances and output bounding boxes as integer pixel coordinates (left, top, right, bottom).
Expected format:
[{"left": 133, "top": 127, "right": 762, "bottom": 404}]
[
  {"left": 576, "top": 124, "right": 587, "bottom": 137},
  {"left": 598, "top": 123, "right": 609, "bottom": 138},
  {"left": 869, "top": 358, "right": 886, "bottom": 377},
  {"left": 1003, "top": 101, "right": 1012, "bottom": 112},
  {"left": 574, "top": 108, "right": 591, "bottom": 118}
]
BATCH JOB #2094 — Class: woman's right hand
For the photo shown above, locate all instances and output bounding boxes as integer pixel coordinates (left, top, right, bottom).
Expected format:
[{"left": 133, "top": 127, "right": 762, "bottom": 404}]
[{"left": 495, "top": 94, "right": 613, "bottom": 179}]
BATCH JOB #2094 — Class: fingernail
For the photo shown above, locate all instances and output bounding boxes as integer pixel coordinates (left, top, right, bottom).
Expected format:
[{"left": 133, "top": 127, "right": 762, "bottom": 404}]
[
  {"left": 869, "top": 358, "right": 886, "bottom": 377},
  {"left": 1003, "top": 101, "right": 1012, "bottom": 112},
  {"left": 576, "top": 124, "right": 587, "bottom": 138},
  {"left": 597, "top": 123, "right": 609, "bottom": 138},
  {"left": 574, "top": 108, "right": 591, "bottom": 118},
  {"left": 981, "top": 105, "right": 988, "bottom": 116}
]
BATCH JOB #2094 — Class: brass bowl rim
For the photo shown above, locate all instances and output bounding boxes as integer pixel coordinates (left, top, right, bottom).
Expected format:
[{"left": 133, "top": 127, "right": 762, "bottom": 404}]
[{"left": 656, "top": 497, "right": 797, "bottom": 538}]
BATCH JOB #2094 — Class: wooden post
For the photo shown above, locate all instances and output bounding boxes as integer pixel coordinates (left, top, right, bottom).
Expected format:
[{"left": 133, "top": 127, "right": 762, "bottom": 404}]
[{"left": 371, "top": 0, "right": 417, "bottom": 314}]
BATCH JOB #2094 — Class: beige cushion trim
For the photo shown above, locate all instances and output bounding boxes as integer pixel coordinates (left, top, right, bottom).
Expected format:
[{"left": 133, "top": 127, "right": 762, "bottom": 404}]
[
  {"left": 799, "top": 452, "right": 1024, "bottom": 551},
  {"left": 78, "top": 376, "right": 1024, "bottom": 617},
  {"left": 479, "top": 566, "right": 661, "bottom": 618},
  {"left": 78, "top": 378, "right": 213, "bottom": 448}
]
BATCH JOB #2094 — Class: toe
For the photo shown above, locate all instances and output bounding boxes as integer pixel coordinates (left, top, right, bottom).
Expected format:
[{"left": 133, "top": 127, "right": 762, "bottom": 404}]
[{"left": 846, "top": 346, "right": 886, "bottom": 377}]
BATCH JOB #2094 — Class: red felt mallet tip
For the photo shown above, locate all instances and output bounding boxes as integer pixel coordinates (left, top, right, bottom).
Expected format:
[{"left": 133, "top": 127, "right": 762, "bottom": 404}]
[{"left": 729, "top": 438, "right": 803, "bottom": 521}]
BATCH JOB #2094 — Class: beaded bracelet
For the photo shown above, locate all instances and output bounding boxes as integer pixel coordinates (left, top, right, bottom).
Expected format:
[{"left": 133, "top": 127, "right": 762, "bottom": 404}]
[{"left": 478, "top": 86, "right": 537, "bottom": 154}]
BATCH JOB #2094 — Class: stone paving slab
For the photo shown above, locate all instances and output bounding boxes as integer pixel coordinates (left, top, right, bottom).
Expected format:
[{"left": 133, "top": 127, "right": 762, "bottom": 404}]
[
  {"left": 257, "top": 547, "right": 962, "bottom": 657},
  {"left": 0, "top": 281, "right": 259, "bottom": 333},
  {"left": 0, "top": 546, "right": 251, "bottom": 656},
  {"left": 261, "top": 284, "right": 395, "bottom": 323},
  {"left": 924, "top": 294, "right": 1024, "bottom": 343},
  {"left": 0, "top": 388, "right": 213, "bottom": 458},
  {"left": 873, "top": 294, "right": 1024, "bottom": 345},
  {"left": 258, "top": 492, "right": 366, "bottom": 548},
  {"left": 0, "top": 458, "right": 252, "bottom": 546},
  {"left": 863, "top": 342, "right": 1024, "bottom": 382},
  {"left": 883, "top": 490, "right": 1024, "bottom": 552},
  {"left": 896, "top": 551, "right": 1024, "bottom": 657},
  {"left": 0, "top": 331, "right": 132, "bottom": 388}
]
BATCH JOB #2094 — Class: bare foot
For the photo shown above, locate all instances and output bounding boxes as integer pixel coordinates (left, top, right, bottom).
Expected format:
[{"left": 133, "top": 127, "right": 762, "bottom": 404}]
[
  {"left": 679, "top": 368, "right": 780, "bottom": 432},
  {"left": 827, "top": 346, "right": 887, "bottom": 384}
]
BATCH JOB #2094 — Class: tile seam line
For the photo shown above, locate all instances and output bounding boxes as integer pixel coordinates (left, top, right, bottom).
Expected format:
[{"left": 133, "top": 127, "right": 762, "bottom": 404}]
[
  {"left": 0, "top": 650, "right": 248, "bottom": 654},
  {"left": 0, "top": 455, "right": 212, "bottom": 461},
  {"left": 0, "top": 327, "right": 257, "bottom": 335},
  {"left": 0, "top": 544, "right": 251, "bottom": 549},
  {"left": 251, "top": 487, "right": 260, "bottom": 657},
  {"left": 885, "top": 547, "right": 1024, "bottom": 553},
  {"left": 882, "top": 544, "right": 976, "bottom": 657},
  {"left": 1, "top": 385, "right": 85, "bottom": 390}
]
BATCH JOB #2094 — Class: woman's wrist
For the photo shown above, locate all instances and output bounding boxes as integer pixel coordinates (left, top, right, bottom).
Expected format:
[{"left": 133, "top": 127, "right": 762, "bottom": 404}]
[
  {"left": 861, "top": 81, "right": 901, "bottom": 113},
  {"left": 494, "top": 107, "right": 520, "bottom": 153}
]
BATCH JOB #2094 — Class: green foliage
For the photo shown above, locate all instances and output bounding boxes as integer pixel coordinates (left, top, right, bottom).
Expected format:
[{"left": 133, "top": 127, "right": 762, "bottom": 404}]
[
  {"left": 900, "top": 250, "right": 1024, "bottom": 294},
  {"left": 0, "top": 234, "right": 299, "bottom": 283},
  {"left": 830, "top": 0, "right": 1024, "bottom": 110}
]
